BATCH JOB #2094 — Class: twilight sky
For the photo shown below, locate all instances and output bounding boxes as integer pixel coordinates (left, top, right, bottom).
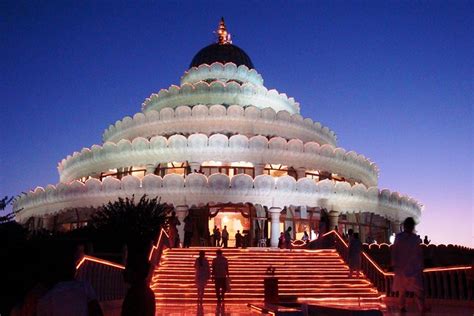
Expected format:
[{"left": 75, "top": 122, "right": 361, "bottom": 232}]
[{"left": 1, "top": 1, "right": 472, "bottom": 247}]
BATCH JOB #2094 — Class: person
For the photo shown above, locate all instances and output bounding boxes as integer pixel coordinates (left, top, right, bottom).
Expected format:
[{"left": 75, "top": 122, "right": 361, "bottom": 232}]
[
  {"left": 347, "top": 228, "right": 354, "bottom": 242},
  {"left": 348, "top": 233, "right": 362, "bottom": 278},
  {"left": 221, "top": 226, "right": 229, "bottom": 248},
  {"left": 214, "top": 228, "right": 221, "bottom": 247},
  {"left": 278, "top": 232, "right": 285, "bottom": 249},
  {"left": 284, "top": 227, "right": 292, "bottom": 249},
  {"left": 168, "top": 211, "right": 181, "bottom": 248},
  {"left": 212, "top": 226, "right": 218, "bottom": 247},
  {"left": 423, "top": 235, "right": 431, "bottom": 245},
  {"left": 235, "top": 230, "right": 243, "bottom": 248},
  {"left": 302, "top": 230, "right": 310, "bottom": 243},
  {"left": 391, "top": 217, "right": 428, "bottom": 313},
  {"left": 36, "top": 242, "right": 103, "bottom": 316},
  {"left": 183, "top": 215, "right": 194, "bottom": 248},
  {"left": 121, "top": 260, "right": 155, "bottom": 316},
  {"left": 194, "top": 251, "right": 210, "bottom": 306},
  {"left": 211, "top": 249, "right": 229, "bottom": 305}
]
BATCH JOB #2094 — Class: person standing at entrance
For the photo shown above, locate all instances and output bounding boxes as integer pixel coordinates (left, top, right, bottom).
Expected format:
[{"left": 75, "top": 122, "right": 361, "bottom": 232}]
[
  {"left": 194, "top": 251, "right": 210, "bottom": 306},
  {"left": 348, "top": 233, "right": 362, "bottom": 278},
  {"left": 391, "top": 217, "right": 428, "bottom": 313},
  {"left": 167, "top": 211, "right": 181, "bottom": 248},
  {"left": 214, "top": 228, "right": 221, "bottom": 247},
  {"left": 284, "top": 227, "right": 292, "bottom": 249},
  {"left": 235, "top": 230, "right": 242, "bottom": 248},
  {"left": 211, "top": 249, "right": 229, "bottom": 305},
  {"left": 221, "top": 226, "right": 229, "bottom": 248},
  {"left": 212, "top": 226, "right": 218, "bottom": 247},
  {"left": 278, "top": 232, "right": 285, "bottom": 249}
]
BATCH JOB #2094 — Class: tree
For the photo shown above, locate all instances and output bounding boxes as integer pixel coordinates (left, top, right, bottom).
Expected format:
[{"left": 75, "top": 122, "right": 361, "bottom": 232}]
[
  {"left": 89, "top": 195, "right": 171, "bottom": 255},
  {"left": 0, "top": 196, "right": 15, "bottom": 223}
]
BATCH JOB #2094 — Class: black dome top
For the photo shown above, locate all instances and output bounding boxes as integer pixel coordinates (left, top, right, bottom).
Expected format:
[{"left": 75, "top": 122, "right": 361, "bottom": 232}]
[{"left": 190, "top": 43, "right": 254, "bottom": 69}]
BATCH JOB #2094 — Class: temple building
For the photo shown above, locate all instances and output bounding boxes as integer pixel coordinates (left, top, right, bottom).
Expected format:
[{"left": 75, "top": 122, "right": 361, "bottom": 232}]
[{"left": 13, "top": 19, "right": 422, "bottom": 247}]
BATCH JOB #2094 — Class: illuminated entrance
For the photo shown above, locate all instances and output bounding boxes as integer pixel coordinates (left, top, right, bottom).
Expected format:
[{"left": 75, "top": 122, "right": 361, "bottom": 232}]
[{"left": 208, "top": 204, "right": 251, "bottom": 247}]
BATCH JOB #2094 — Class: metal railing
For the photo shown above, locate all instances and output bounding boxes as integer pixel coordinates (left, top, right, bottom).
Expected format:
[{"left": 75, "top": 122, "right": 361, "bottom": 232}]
[
  {"left": 314, "top": 230, "right": 473, "bottom": 300},
  {"left": 147, "top": 228, "right": 170, "bottom": 283},
  {"left": 75, "top": 228, "right": 171, "bottom": 301},
  {"left": 76, "top": 255, "right": 127, "bottom": 302}
]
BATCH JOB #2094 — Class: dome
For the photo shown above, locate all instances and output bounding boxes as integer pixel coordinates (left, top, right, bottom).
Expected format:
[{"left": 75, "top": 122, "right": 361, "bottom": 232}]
[{"left": 190, "top": 43, "right": 254, "bottom": 69}]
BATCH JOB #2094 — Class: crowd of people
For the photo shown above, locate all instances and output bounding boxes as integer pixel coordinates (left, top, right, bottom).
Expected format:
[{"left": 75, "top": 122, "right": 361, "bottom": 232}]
[
  {"left": 9, "top": 214, "right": 433, "bottom": 315},
  {"left": 165, "top": 211, "right": 253, "bottom": 249}
]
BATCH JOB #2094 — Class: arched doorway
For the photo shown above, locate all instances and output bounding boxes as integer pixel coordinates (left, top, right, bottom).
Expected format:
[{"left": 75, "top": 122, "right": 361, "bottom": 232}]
[{"left": 208, "top": 203, "right": 252, "bottom": 247}]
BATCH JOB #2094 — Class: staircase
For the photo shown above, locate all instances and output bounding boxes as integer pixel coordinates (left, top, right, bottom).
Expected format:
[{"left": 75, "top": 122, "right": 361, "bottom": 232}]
[{"left": 151, "top": 247, "right": 380, "bottom": 307}]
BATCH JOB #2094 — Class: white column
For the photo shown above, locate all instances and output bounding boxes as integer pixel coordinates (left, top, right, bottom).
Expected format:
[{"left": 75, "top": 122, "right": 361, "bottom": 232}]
[
  {"left": 189, "top": 162, "right": 200, "bottom": 173},
  {"left": 328, "top": 210, "right": 340, "bottom": 231},
  {"left": 145, "top": 164, "right": 156, "bottom": 175},
  {"left": 285, "top": 206, "right": 295, "bottom": 238},
  {"left": 296, "top": 167, "right": 306, "bottom": 180},
  {"left": 269, "top": 207, "right": 282, "bottom": 247},
  {"left": 254, "top": 163, "right": 266, "bottom": 176},
  {"left": 300, "top": 205, "right": 308, "bottom": 219},
  {"left": 175, "top": 205, "right": 188, "bottom": 245}
]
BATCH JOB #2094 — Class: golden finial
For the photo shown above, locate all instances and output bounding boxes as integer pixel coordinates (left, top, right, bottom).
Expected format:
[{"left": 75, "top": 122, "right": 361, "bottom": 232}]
[{"left": 216, "top": 17, "right": 232, "bottom": 45}]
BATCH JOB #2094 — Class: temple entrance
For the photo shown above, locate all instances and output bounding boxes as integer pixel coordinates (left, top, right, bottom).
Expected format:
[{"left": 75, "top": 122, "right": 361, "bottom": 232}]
[{"left": 209, "top": 204, "right": 251, "bottom": 247}]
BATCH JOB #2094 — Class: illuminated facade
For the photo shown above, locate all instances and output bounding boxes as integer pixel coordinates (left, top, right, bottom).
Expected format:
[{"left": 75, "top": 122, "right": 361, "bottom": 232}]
[{"left": 14, "top": 20, "right": 421, "bottom": 246}]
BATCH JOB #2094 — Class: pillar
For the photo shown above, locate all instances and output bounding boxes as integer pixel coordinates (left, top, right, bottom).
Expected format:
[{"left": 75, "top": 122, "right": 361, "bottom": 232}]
[
  {"left": 285, "top": 206, "right": 295, "bottom": 239},
  {"left": 300, "top": 205, "right": 308, "bottom": 219},
  {"left": 269, "top": 207, "right": 282, "bottom": 247},
  {"left": 254, "top": 163, "right": 266, "bottom": 176},
  {"left": 328, "top": 210, "right": 340, "bottom": 231},
  {"left": 296, "top": 167, "right": 306, "bottom": 180},
  {"left": 175, "top": 205, "right": 188, "bottom": 245},
  {"left": 145, "top": 164, "right": 156, "bottom": 175},
  {"left": 189, "top": 162, "right": 200, "bottom": 173}
]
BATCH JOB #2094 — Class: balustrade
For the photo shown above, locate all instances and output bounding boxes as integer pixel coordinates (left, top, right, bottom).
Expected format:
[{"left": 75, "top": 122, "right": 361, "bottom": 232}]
[
  {"left": 76, "top": 256, "right": 127, "bottom": 302},
  {"left": 147, "top": 228, "right": 171, "bottom": 282},
  {"left": 313, "top": 230, "right": 473, "bottom": 301}
]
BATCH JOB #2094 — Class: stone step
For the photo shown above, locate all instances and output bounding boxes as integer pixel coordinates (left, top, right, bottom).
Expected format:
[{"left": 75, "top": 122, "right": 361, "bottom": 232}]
[{"left": 150, "top": 248, "right": 380, "bottom": 304}]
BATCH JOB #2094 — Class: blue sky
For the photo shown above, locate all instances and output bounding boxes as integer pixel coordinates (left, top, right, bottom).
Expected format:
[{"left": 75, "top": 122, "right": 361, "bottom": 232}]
[{"left": 1, "top": 1, "right": 472, "bottom": 246}]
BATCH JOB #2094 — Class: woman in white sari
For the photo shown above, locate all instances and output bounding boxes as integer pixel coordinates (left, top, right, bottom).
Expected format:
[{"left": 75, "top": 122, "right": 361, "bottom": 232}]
[
  {"left": 194, "top": 250, "right": 210, "bottom": 306},
  {"left": 391, "top": 217, "right": 428, "bottom": 313}
]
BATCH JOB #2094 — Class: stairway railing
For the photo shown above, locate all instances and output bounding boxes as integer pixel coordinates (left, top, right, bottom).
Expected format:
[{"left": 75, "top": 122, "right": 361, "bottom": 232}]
[
  {"left": 313, "top": 230, "right": 473, "bottom": 300},
  {"left": 147, "top": 228, "right": 170, "bottom": 283},
  {"left": 76, "top": 255, "right": 127, "bottom": 301}
]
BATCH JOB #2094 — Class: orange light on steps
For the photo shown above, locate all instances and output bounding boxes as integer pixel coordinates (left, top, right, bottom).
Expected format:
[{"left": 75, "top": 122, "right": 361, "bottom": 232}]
[
  {"left": 423, "top": 266, "right": 472, "bottom": 272},
  {"left": 148, "top": 229, "right": 169, "bottom": 261},
  {"left": 298, "top": 294, "right": 386, "bottom": 303},
  {"left": 246, "top": 304, "right": 277, "bottom": 315},
  {"left": 76, "top": 255, "right": 125, "bottom": 270}
]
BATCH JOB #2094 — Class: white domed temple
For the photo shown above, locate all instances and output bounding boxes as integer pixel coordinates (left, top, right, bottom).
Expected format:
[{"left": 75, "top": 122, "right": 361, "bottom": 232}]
[{"left": 13, "top": 19, "right": 422, "bottom": 248}]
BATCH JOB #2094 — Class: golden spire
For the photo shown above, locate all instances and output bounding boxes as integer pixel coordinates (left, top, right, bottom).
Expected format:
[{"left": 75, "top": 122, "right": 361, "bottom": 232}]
[{"left": 216, "top": 17, "right": 232, "bottom": 45}]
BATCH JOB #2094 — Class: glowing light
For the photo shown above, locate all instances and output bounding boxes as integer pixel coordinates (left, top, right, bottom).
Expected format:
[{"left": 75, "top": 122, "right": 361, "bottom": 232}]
[
  {"left": 148, "top": 229, "right": 170, "bottom": 261},
  {"left": 75, "top": 255, "right": 125, "bottom": 270},
  {"left": 424, "top": 266, "right": 472, "bottom": 273}
]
